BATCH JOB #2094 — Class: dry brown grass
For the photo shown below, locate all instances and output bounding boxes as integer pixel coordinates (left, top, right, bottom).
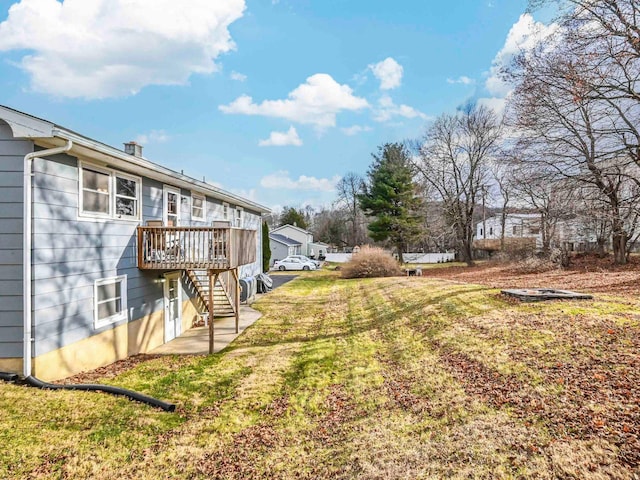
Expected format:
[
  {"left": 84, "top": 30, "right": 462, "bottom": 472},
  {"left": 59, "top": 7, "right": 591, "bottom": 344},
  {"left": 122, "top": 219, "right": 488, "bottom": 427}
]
[
  {"left": 340, "top": 246, "right": 402, "bottom": 279},
  {"left": 424, "top": 254, "right": 640, "bottom": 295},
  {"left": 2, "top": 270, "right": 639, "bottom": 478}
]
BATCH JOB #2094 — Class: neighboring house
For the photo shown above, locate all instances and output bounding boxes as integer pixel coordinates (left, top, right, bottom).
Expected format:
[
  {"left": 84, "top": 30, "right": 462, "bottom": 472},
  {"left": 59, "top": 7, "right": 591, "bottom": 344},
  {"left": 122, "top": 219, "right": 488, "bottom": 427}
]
[
  {"left": 475, "top": 213, "right": 596, "bottom": 252},
  {"left": 269, "top": 233, "right": 302, "bottom": 264},
  {"left": 270, "top": 224, "right": 314, "bottom": 256},
  {"left": 0, "top": 105, "right": 270, "bottom": 381},
  {"left": 308, "top": 241, "right": 329, "bottom": 259},
  {"left": 476, "top": 214, "right": 541, "bottom": 247}
]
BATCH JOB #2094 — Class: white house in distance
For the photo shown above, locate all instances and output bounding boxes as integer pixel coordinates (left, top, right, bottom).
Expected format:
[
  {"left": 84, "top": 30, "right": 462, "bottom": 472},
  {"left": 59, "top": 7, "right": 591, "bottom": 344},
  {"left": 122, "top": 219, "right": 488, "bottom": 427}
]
[
  {"left": 477, "top": 214, "right": 541, "bottom": 245},
  {"left": 476, "top": 213, "right": 596, "bottom": 252},
  {"left": 268, "top": 224, "right": 329, "bottom": 265}
]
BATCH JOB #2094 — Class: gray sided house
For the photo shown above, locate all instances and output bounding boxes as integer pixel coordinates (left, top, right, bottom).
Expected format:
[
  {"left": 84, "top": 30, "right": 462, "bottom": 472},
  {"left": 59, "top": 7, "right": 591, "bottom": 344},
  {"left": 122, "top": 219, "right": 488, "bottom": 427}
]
[
  {"left": 269, "top": 233, "right": 302, "bottom": 266},
  {"left": 270, "top": 224, "right": 314, "bottom": 256},
  {"left": 0, "top": 106, "right": 269, "bottom": 380}
]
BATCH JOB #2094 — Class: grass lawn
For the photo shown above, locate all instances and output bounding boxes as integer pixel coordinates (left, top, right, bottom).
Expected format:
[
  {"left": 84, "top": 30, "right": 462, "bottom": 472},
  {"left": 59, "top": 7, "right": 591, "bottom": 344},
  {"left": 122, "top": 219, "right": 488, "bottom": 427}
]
[{"left": 1, "top": 271, "right": 638, "bottom": 479}]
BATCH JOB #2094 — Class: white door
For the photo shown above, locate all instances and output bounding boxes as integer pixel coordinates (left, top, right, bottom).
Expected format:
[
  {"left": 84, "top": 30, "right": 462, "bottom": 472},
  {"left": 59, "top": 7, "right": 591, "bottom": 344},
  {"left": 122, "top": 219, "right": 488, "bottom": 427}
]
[
  {"left": 164, "top": 273, "right": 182, "bottom": 342},
  {"left": 163, "top": 186, "right": 181, "bottom": 226}
]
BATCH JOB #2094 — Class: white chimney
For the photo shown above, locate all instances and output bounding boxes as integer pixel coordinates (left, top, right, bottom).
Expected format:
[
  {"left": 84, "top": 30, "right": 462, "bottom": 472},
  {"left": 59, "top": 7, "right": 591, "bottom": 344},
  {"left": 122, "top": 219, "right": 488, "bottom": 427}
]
[{"left": 124, "top": 141, "right": 143, "bottom": 157}]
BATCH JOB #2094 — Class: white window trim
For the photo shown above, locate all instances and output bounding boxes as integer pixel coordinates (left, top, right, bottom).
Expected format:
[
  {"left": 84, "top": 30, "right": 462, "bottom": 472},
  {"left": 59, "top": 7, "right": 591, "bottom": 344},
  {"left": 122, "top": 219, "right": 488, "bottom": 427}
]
[
  {"left": 79, "top": 161, "right": 141, "bottom": 222},
  {"left": 222, "top": 202, "right": 230, "bottom": 221},
  {"left": 94, "top": 275, "right": 128, "bottom": 329},
  {"left": 235, "top": 206, "right": 243, "bottom": 227},
  {"left": 114, "top": 171, "right": 141, "bottom": 221},
  {"left": 191, "top": 192, "right": 206, "bottom": 221},
  {"left": 163, "top": 185, "right": 181, "bottom": 226},
  {"left": 79, "top": 163, "right": 112, "bottom": 219}
]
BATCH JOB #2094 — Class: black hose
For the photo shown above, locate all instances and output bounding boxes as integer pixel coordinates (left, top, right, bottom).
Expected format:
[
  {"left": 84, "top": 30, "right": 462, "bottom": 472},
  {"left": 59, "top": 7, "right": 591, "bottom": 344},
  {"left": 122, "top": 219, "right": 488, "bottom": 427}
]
[
  {"left": 24, "top": 376, "right": 176, "bottom": 412},
  {"left": 0, "top": 372, "right": 18, "bottom": 382},
  {"left": 0, "top": 373, "right": 175, "bottom": 412}
]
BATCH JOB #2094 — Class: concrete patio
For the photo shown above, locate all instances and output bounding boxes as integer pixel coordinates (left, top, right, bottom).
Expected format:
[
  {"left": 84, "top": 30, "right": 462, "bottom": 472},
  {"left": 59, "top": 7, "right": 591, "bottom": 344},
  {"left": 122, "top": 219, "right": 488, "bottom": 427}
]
[{"left": 150, "top": 305, "right": 263, "bottom": 355}]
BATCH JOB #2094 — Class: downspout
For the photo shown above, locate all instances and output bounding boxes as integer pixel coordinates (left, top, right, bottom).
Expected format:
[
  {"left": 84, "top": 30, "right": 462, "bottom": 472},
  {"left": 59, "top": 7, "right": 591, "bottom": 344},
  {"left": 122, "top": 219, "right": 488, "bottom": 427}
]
[{"left": 23, "top": 140, "right": 73, "bottom": 377}]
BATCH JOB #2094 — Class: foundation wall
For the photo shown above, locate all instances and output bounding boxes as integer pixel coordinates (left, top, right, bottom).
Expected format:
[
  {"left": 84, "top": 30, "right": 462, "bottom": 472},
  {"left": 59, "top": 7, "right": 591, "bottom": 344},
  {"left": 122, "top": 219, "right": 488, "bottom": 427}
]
[{"left": 31, "top": 298, "right": 195, "bottom": 381}]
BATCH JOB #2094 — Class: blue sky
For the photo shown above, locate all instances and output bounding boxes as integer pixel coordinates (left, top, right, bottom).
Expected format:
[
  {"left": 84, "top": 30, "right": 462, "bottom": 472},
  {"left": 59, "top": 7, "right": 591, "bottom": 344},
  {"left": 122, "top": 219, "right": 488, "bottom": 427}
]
[{"left": 0, "top": 0, "right": 553, "bottom": 212}]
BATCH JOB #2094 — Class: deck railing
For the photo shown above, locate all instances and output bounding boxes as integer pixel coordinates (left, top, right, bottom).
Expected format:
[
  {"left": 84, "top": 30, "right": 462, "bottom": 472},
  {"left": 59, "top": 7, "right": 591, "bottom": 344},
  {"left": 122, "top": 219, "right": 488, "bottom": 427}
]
[{"left": 137, "top": 226, "right": 256, "bottom": 270}]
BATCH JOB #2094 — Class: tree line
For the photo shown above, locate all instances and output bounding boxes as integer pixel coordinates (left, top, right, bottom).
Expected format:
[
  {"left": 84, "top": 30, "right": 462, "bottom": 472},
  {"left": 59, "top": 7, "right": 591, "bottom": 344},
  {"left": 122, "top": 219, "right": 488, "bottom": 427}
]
[{"left": 268, "top": 1, "right": 640, "bottom": 266}]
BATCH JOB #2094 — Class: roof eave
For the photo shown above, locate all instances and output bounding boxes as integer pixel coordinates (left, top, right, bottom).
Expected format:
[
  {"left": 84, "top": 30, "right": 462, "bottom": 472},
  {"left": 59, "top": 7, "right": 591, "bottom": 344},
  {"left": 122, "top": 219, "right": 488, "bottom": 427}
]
[{"left": 44, "top": 127, "right": 270, "bottom": 214}]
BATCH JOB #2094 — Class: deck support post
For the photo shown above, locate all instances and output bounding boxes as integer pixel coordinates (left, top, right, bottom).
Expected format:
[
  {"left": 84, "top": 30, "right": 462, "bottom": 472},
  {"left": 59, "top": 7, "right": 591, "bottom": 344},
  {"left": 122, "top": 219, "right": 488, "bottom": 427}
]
[
  {"left": 208, "top": 271, "right": 219, "bottom": 354},
  {"left": 231, "top": 268, "right": 240, "bottom": 334}
]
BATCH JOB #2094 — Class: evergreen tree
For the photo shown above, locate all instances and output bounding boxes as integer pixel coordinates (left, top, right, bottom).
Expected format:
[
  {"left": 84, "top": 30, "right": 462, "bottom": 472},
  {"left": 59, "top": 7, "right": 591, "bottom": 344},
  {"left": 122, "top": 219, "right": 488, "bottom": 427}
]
[
  {"left": 358, "top": 143, "right": 422, "bottom": 263},
  {"left": 262, "top": 221, "right": 271, "bottom": 272},
  {"left": 279, "top": 206, "right": 308, "bottom": 230}
]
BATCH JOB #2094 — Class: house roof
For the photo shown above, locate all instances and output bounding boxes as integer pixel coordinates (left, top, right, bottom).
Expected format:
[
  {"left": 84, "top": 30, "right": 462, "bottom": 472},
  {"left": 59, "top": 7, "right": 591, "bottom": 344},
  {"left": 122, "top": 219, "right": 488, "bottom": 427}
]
[
  {"left": 479, "top": 213, "right": 540, "bottom": 224},
  {"left": 0, "top": 105, "right": 270, "bottom": 214},
  {"left": 271, "top": 224, "right": 313, "bottom": 236},
  {"left": 269, "top": 233, "right": 302, "bottom": 247}
]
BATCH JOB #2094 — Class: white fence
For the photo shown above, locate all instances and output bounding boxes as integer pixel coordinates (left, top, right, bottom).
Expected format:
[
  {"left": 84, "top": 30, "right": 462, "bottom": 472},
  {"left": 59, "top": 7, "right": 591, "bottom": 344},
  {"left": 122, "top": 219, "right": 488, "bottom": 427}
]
[
  {"left": 402, "top": 253, "right": 456, "bottom": 264},
  {"left": 325, "top": 252, "right": 455, "bottom": 264},
  {"left": 325, "top": 253, "right": 352, "bottom": 263}
]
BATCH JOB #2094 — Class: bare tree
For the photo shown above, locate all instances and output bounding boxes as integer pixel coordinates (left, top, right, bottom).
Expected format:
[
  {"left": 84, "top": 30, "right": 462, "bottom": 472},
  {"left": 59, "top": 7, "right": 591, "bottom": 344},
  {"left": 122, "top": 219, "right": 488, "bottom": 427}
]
[
  {"left": 335, "top": 172, "right": 366, "bottom": 247},
  {"left": 491, "top": 160, "right": 515, "bottom": 251},
  {"left": 530, "top": 0, "right": 640, "bottom": 168},
  {"left": 415, "top": 104, "right": 503, "bottom": 265},
  {"left": 509, "top": 161, "right": 575, "bottom": 255},
  {"left": 506, "top": 31, "right": 640, "bottom": 263}
]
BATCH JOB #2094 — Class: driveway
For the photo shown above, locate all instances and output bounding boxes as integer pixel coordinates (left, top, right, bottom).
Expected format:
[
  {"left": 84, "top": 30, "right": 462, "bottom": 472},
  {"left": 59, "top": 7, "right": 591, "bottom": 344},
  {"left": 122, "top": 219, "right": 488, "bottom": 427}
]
[{"left": 270, "top": 274, "right": 298, "bottom": 289}]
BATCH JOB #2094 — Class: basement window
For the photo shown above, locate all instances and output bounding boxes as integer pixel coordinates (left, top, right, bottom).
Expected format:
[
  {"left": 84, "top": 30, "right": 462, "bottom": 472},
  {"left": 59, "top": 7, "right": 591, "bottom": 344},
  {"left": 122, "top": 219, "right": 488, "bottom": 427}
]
[{"left": 94, "top": 275, "right": 128, "bottom": 329}]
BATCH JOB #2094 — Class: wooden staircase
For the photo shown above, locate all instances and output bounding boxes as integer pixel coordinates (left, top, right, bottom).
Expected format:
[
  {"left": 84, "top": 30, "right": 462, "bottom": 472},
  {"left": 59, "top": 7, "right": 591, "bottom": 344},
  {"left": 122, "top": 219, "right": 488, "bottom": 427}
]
[{"left": 185, "top": 270, "right": 235, "bottom": 318}]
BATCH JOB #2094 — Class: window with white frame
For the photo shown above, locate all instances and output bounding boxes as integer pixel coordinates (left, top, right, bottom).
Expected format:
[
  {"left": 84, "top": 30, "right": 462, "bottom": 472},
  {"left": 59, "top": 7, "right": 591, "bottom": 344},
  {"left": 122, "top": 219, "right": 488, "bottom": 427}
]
[
  {"left": 81, "top": 165, "right": 111, "bottom": 216},
  {"left": 191, "top": 192, "right": 206, "bottom": 221},
  {"left": 114, "top": 173, "right": 139, "bottom": 219},
  {"left": 222, "top": 202, "right": 229, "bottom": 221},
  {"left": 80, "top": 162, "right": 141, "bottom": 220},
  {"left": 94, "top": 275, "right": 128, "bottom": 329},
  {"left": 235, "top": 207, "right": 243, "bottom": 227}
]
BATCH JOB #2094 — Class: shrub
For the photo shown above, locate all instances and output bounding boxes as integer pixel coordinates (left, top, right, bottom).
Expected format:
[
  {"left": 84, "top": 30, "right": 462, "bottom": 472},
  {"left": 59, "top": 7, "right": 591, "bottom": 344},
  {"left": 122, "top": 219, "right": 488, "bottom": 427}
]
[
  {"left": 509, "top": 255, "right": 557, "bottom": 274},
  {"left": 340, "top": 246, "right": 402, "bottom": 279}
]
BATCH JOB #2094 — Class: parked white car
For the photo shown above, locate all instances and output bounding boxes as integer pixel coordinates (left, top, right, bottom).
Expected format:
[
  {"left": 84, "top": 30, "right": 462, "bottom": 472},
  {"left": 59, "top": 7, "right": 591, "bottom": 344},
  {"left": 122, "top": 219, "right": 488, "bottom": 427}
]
[
  {"left": 273, "top": 257, "right": 317, "bottom": 271},
  {"left": 286, "top": 255, "right": 321, "bottom": 268}
]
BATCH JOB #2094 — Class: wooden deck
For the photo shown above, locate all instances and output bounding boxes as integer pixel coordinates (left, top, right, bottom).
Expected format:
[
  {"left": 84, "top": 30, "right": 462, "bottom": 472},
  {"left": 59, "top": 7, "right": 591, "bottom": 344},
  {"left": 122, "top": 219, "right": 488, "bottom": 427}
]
[
  {"left": 473, "top": 237, "right": 537, "bottom": 252},
  {"left": 137, "top": 226, "right": 256, "bottom": 270}
]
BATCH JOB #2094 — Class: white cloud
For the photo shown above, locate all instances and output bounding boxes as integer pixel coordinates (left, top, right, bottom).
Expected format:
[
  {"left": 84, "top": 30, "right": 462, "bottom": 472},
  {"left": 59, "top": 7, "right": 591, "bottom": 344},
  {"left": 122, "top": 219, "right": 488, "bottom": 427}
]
[
  {"left": 0, "top": 0, "right": 245, "bottom": 98},
  {"left": 369, "top": 57, "right": 403, "bottom": 90},
  {"left": 134, "top": 130, "right": 169, "bottom": 145},
  {"left": 219, "top": 73, "right": 368, "bottom": 129},
  {"left": 373, "top": 95, "right": 429, "bottom": 123},
  {"left": 482, "top": 14, "right": 558, "bottom": 100},
  {"left": 477, "top": 96, "right": 508, "bottom": 116},
  {"left": 232, "top": 188, "right": 257, "bottom": 201},
  {"left": 447, "top": 76, "right": 475, "bottom": 85},
  {"left": 260, "top": 170, "right": 341, "bottom": 191},
  {"left": 258, "top": 126, "right": 302, "bottom": 147},
  {"left": 230, "top": 71, "right": 247, "bottom": 82},
  {"left": 341, "top": 125, "right": 372, "bottom": 136}
]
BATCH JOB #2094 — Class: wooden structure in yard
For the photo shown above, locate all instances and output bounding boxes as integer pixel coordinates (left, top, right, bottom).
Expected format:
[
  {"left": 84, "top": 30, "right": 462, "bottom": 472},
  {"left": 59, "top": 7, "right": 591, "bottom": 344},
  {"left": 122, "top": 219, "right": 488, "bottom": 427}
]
[
  {"left": 473, "top": 237, "right": 536, "bottom": 252},
  {"left": 137, "top": 225, "right": 256, "bottom": 353}
]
